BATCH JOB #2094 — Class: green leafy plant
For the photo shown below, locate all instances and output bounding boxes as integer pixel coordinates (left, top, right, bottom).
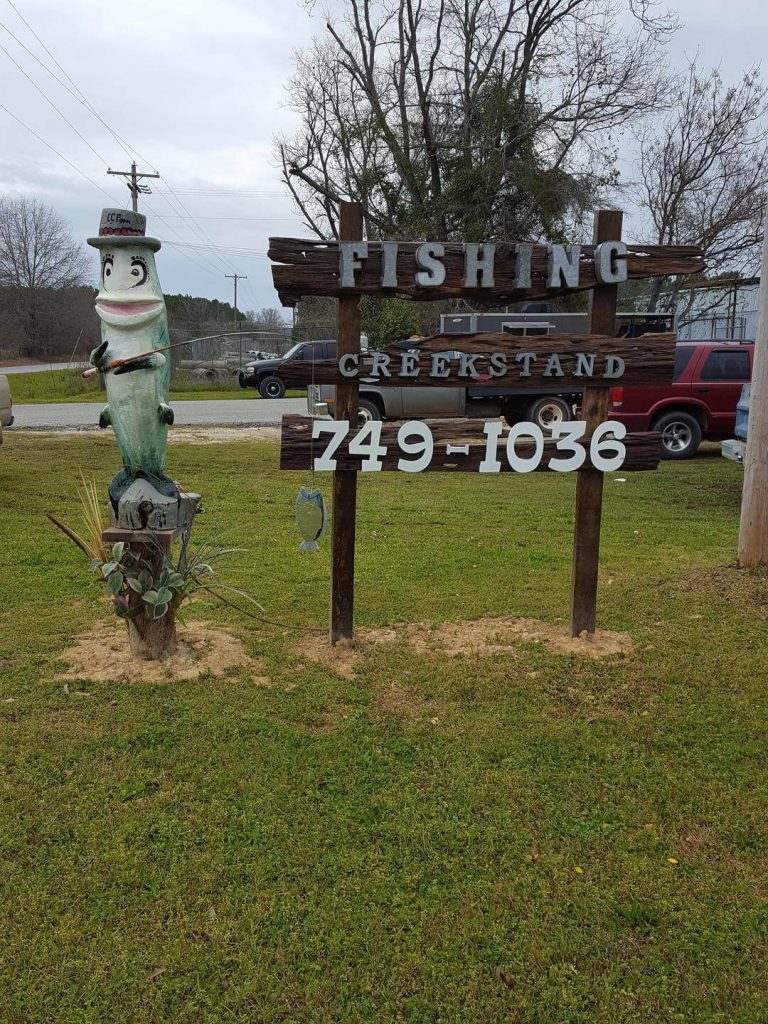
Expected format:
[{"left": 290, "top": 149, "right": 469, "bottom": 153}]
[{"left": 89, "top": 537, "right": 264, "bottom": 624}]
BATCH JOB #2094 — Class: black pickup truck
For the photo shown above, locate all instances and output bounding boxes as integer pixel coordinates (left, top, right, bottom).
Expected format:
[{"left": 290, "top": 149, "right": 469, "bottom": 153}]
[{"left": 239, "top": 340, "right": 333, "bottom": 398}]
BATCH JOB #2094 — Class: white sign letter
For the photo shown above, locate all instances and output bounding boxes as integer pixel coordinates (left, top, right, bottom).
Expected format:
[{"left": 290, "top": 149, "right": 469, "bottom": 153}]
[
  {"left": 574, "top": 353, "right": 596, "bottom": 378},
  {"left": 339, "top": 353, "right": 359, "bottom": 378},
  {"left": 547, "top": 244, "right": 581, "bottom": 289},
  {"left": 380, "top": 242, "right": 399, "bottom": 288},
  {"left": 514, "top": 243, "right": 532, "bottom": 289},
  {"left": 594, "top": 241, "right": 628, "bottom": 284},
  {"left": 604, "top": 355, "right": 626, "bottom": 379},
  {"left": 415, "top": 243, "right": 446, "bottom": 287},
  {"left": 339, "top": 242, "right": 369, "bottom": 288},
  {"left": 430, "top": 352, "right": 452, "bottom": 378},
  {"left": 463, "top": 243, "right": 496, "bottom": 288},
  {"left": 400, "top": 351, "right": 420, "bottom": 377}
]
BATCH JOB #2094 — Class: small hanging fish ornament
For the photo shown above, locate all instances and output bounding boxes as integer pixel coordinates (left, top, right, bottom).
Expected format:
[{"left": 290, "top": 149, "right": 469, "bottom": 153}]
[{"left": 294, "top": 487, "right": 327, "bottom": 552}]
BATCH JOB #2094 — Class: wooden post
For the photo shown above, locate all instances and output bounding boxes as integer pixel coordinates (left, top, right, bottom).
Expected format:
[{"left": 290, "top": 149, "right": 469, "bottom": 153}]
[
  {"left": 569, "top": 209, "right": 623, "bottom": 636},
  {"left": 330, "top": 202, "right": 363, "bottom": 643},
  {"left": 738, "top": 213, "right": 768, "bottom": 567}
]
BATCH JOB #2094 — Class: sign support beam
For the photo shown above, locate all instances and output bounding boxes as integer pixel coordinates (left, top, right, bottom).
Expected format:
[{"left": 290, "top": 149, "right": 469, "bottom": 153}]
[
  {"left": 330, "top": 202, "right": 363, "bottom": 643},
  {"left": 570, "top": 209, "right": 622, "bottom": 637}
]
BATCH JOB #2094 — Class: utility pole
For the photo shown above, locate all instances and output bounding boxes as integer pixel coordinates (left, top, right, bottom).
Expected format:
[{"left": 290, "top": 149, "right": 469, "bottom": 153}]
[
  {"left": 226, "top": 273, "right": 247, "bottom": 367},
  {"left": 107, "top": 162, "right": 160, "bottom": 213},
  {"left": 738, "top": 212, "right": 768, "bottom": 567}
]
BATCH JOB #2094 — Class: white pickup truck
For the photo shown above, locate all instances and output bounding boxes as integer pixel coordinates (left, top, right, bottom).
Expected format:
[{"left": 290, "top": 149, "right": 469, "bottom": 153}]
[{"left": 0, "top": 375, "right": 13, "bottom": 444}]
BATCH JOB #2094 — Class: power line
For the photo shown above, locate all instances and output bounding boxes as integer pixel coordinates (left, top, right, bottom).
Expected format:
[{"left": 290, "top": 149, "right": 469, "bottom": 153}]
[
  {"left": 0, "top": 36, "right": 108, "bottom": 166},
  {"left": 0, "top": 100, "right": 121, "bottom": 203},
  {"left": 160, "top": 240, "right": 270, "bottom": 259},
  {"left": 158, "top": 176, "right": 240, "bottom": 276},
  {"left": 145, "top": 214, "right": 300, "bottom": 222},
  {"left": 152, "top": 188, "right": 287, "bottom": 197},
  {"left": 0, "top": 14, "right": 145, "bottom": 166},
  {"left": 0, "top": 7, "right": 231, "bottom": 285},
  {"left": 1, "top": 2, "right": 277, "bottom": 309}
]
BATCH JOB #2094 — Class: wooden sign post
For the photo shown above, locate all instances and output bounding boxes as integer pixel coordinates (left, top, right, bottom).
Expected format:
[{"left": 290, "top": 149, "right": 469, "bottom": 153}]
[
  {"left": 331, "top": 202, "right": 363, "bottom": 642},
  {"left": 570, "top": 210, "right": 622, "bottom": 637},
  {"left": 269, "top": 212, "right": 704, "bottom": 645}
]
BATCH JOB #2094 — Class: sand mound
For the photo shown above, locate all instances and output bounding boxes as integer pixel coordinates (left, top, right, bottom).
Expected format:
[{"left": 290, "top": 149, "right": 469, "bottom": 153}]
[
  {"left": 296, "top": 616, "right": 633, "bottom": 677},
  {"left": 57, "top": 619, "right": 269, "bottom": 684}
]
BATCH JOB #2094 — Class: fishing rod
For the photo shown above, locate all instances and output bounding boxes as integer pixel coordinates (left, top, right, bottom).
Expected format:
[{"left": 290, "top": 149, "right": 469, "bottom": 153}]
[{"left": 80, "top": 331, "right": 273, "bottom": 378}]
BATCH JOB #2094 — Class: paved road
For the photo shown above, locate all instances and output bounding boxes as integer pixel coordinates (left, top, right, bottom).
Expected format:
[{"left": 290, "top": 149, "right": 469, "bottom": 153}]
[
  {"left": 0, "top": 361, "right": 82, "bottom": 375},
  {"left": 10, "top": 397, "right": 306, "bottom": 430}
]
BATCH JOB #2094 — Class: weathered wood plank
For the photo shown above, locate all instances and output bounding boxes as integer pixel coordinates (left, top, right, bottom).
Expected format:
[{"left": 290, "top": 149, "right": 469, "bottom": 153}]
[
  {"left": 276, "top": 331, "right": 676, "bottom": 390},
  {"left": 268, "top": 237, "right": 705, "bottom": 306},
  {"left": 280, "top": 414, "right": 661, "bottom": 473}
]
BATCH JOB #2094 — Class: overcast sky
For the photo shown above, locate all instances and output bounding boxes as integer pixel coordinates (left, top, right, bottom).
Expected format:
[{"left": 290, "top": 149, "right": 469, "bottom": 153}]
[{"left": 0, "top": 0, "right": 765, "bottom": 317}]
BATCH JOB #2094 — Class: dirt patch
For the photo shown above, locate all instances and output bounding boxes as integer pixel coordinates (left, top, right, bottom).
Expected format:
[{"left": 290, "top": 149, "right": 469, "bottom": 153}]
[
  {"left": 666, "top": 564, "right": 768, "bottom": 620},
  {"left": 295, "top": 616, "right": 634, "bottom": 677},
  {"left": 57, "top": 619, "right": 270, "bottom": 684},
  {"left": 295, "top": 637, "right": 363, "bottom": 679},
  {"left": 169, "top": 426, "right": 280, "bottom": 445}
]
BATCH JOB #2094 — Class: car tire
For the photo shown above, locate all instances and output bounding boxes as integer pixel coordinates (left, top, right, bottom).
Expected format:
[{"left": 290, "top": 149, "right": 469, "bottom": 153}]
[
  {"left": 258, "top": 375, "right": 286, "bottom": 399},
  {"left": 653, "top": 410, "right": 702, "bottom": 460},
  {"left": 358, "top": 397, "right": 382, "bottom": 425},
  {"left": 238, "top": 371, "right": 250, "bottom": 389},
  {"left": 523, "top": 396, "right": 572, "bottom": 432}
]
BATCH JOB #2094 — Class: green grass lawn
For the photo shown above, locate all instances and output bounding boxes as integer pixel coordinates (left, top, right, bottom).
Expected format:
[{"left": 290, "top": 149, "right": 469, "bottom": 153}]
[
  {"left": 1, "top": 433, "right": 767, "bottom": 1023},
  {"left": 6, "top": 368, "right": 305, "bottom": 403}
]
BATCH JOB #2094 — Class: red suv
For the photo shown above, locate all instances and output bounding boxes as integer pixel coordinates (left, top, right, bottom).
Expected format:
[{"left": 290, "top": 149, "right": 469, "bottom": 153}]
[{"left": 609, "top": 340, "right": 754, "bottom": 459}]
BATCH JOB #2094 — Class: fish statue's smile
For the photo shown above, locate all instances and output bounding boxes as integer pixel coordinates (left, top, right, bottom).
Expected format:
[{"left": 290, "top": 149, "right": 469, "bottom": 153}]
[{"left": 95, "top": 295, "right": 164, "bottom": 329}]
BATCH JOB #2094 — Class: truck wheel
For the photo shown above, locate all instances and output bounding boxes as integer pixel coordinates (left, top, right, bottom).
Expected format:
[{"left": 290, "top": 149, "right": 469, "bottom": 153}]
[
  {"left": 358, "top": 397, "right": 382, "bottom": 425},
  {"left": 525, "top": 397, "right": 572, "bottom": 432},
  {"left": 654, "top": 410, "right": 702, "bottom": 460},
  {"left": 258, "top": 375, "right": 286, "bottom": 399}
]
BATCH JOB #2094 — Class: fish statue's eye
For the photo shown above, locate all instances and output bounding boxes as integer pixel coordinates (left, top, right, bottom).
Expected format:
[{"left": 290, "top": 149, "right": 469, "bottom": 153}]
[
  {"left": 130, "top": 258, "right": 148, "bottom": 286},
  {"left": 103, "top": 256, "right": 113, "bottom": 279}
]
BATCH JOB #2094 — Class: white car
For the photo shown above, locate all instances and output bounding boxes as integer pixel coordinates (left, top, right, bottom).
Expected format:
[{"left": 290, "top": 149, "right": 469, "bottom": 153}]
[{"left": 0, "top": 374, "right": 13, "bottom": 443}]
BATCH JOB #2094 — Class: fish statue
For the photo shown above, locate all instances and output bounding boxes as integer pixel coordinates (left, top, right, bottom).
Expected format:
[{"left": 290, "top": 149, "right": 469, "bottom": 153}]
[
  {"left": 295, "top": 487, "right": 327, "bottom": 552},
  {"left": 87, "top": 209, "right": 175, "bottom": 506}
]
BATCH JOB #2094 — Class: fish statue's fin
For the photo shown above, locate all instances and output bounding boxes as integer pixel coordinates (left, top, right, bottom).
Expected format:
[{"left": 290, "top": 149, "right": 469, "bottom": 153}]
[
  {"left": 98, "top": 405, "right": 112, "bottom": 429},
  {"left": 90, "top": 340, "right": 108, "bottom": 370},
  {"left": 299, "top": 540, "right": 320, "bottom": 553},
  {"left": 159, "top": 403, "right": 174, "bottom": 425},
  {"left": 114, "top": 355, "right": 158, "bottom": 375}
]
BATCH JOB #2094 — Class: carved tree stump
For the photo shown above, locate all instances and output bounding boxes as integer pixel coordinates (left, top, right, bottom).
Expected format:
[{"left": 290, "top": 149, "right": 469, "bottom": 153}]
[{"left": 103, "top": 527, "right": 180, "bottom": 662}]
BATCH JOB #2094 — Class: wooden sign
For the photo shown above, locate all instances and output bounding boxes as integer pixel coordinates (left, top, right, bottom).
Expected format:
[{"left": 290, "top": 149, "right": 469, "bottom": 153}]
[
  {"left": 276, "top": 332, "right": 675, "bottom": 390},
  {"left": 270, "top": 206, "right": 704, "bottom": 646},
  {"left": 268, "top": 237, "right": 704, "bottom": 306},
  {"left": 281, "top": 415, "right": 662, "bottom": 474}
]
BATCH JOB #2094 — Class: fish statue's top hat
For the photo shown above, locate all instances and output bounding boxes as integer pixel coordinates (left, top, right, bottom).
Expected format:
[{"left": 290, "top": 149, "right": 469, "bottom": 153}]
[{"left": 87, "top": 208, "right": 161, "bottom": 251}]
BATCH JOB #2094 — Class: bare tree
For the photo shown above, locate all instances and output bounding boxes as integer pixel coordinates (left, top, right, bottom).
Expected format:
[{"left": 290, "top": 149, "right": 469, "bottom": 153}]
[
  {"left": 277, "top": 0, "right": 673, "bottom": 242},
  {"left": 0, "top": 194, "right": 86, "bottom": 351},
  {"left": 634, "top": 63, "right": 768, "bottom": 316}
]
